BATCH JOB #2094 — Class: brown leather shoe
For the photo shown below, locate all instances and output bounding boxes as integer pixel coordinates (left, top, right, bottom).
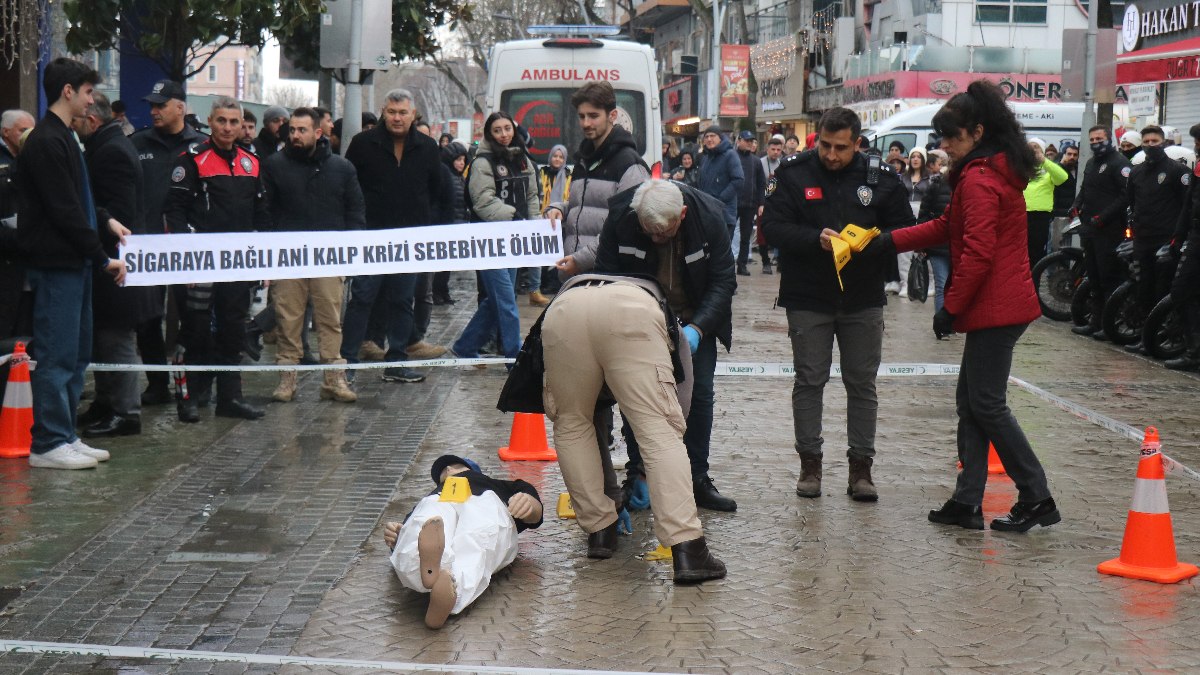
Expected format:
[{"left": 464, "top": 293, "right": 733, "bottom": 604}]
[
  {"left": 847, "top": 456, "right": 878, "bottom": 502},
  {"left": 586, "top": 521, "right": 619, "bottom": 559},
  {"left": 671, "top": 537, "right": 726, "bottom": 583}
]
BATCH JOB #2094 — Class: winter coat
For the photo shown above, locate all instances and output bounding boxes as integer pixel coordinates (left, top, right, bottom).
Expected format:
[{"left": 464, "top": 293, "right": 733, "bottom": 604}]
[
  {"left": 900, "top": 170, "right": 931, "bottom": 204},
  {"left": 344, "top": 123, "right": 445, "bottom": 229},
  {"left": 1128, "top": 147, "right": 1190, "bottom": 241},
  {"left": 252, "top": 127, "right": 282, "bottom": 161},
  {"left": 696, "top": 137, "right": 744, "bottom": 226},
  {"left": 539, "top": 164, "right": 571, "bottom": 213},
  {"left": 737, "top": 147, "right": 765, "bottom": 211},
  {"left": 83, "top": 121, "right": 157, "bottom": 329},
  {"left": 761, "top": 150, "right": 915, "bottom": 313},
  {"left": 1052, "top": 162, "right": 1078, "bottom": 217},
  {"left": 15, "top": 112, "right": 115, "bottom": 269},
  {"left": 130, "top": 124, "right": 207, "bottom": 234},
  {"left": 163, "top": 140, "right": 270, "bottom": 234},
  {"left": 1071, "top": 149, "right": 1130, "bottom": 237},
  {"left": 891, "top": 151, "right": 1042, "bottom": 333},
  {"left": 547, "top": 125, "right": 649, "bottom": 276},
  {"left": 0, "top": 143, "right": 16, "bottom": 220},
  {"left": 594, "top": 181, "right": 736, "bottom": 350},
  {"left": 917, "top": 172, "right": 952, "bottom": 257},
  {"left": 262, "top": 138, "right": 365, "bottom": 231},
  {"left": 1023, "top": 158, "right": 1068, "bottom": 213},
  {"left": 466, "top": 139, "right": 541, "bottom": 223}
]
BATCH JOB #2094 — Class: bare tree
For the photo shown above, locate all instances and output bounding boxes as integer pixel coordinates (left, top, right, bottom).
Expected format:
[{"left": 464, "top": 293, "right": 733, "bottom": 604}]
[{"left": 268, "top": 84, "right": 313, "bottom": 109}]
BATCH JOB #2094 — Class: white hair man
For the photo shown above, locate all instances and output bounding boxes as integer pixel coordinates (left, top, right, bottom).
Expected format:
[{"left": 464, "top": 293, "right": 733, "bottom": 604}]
[{"left": 591, "top": 178, "right": 739, "bottom": 514}]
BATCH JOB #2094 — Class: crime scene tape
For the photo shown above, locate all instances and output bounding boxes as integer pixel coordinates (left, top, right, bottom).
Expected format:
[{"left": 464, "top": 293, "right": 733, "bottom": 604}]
[
  {"left": 715, "top": 362, "right": 960, "bottom": 377},
  {"left": 88, "top": 357, "right": 512, "bottom": 372},
  {"left": 0, "top": 639, "right": 684, "bottom": 674}
]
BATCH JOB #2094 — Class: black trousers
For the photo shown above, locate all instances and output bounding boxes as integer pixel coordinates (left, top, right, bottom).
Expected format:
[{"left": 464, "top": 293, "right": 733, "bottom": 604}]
[
  {"left": 1082, "top": 232, "right": 1124, "bottom": 324},
  {"left": 1134, "top": 235, "right": 1171, "bottom": 310},
  {"left": 1026, "top": 211, "right": 1053, "bottom": 267},
  {"left": 953, "top": 323, "right": 1051, "bottom": 506},
  {"left": 174, "top": 281, "right": 253, "bottom": 402},
  {"left": 736, "top": 207, "right": 757, "bottom": 267}
]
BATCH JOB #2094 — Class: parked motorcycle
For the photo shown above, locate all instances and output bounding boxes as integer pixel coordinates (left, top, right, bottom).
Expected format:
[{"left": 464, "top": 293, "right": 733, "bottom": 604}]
[
  {"left": 1033, "top": 219, "right": 1085, "bottom": 322},
  {"left": 1141, "top": 242, "right": 1188, "bottom": 360},
  {"left": 1101, "top": 241, "right": 1141, "bottom": 345}
]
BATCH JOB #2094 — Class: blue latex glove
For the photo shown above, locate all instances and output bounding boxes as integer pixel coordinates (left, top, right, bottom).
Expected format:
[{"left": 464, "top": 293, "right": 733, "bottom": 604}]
[
  {"left": 616, "top": 508, "right": 633, "bottom": 535},
  {"left": 628, "top": 476, "right": 651, "bottom": 511},
  {"left": 682, "top": 325, "right": 701, "bottom": 353}
]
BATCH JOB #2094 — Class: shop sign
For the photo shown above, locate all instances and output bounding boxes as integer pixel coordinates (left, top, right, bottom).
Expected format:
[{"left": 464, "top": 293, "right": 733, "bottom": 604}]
[
  {"left": 1127, "top": 82, "right": 1158, "bottom": 114},
  {"left": 719, "top": 44, "right": 751, "bottom": 116},
  {"left": 1122, "top": 2, "right": 1200, "bottom": 51},
  {"left": 661, "top": 77, "right": 695, "bottom": 122}
]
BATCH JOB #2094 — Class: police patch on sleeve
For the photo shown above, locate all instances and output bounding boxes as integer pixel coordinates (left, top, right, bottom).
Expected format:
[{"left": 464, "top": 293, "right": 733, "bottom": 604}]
[
  {"left": 1183, "top": 173, "right": 1191, "bottom": 186},
  {"left": 170, "top": 166, "right": 186, "bottom": 183},
  {"left": 240, "top": 157, "right": 254, "bottom": 174},
  {"left": 1119, "top": 166, "right": 1130, "bottom": 178},
  {"left": 857, "top": 185, "right": 873, "bottom": 206},
  {"left": 766, "top": 177, "right": 778, "bottom": 196}
]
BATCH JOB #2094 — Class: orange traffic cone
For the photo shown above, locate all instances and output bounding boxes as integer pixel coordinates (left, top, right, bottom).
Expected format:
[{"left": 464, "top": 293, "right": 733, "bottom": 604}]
[
  {"left": 0, "top": 342, "right": 34, "bottom": 459},
  {"left": 498, "top": 413, "right": 557, "bottom": 461},
  {"left": 1098, "top": 427, "right": 1198, "bottom": 584},
  {"left": 987, "top": 443, "right": 1006, "bottom": 475}
]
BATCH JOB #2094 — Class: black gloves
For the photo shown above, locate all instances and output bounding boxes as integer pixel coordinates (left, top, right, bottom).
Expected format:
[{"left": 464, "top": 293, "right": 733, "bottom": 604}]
[
  {"left": 933, "top": 308, "right": 955, "bottom": 339},
  {"left": 857, "top": 231, "right": 895, "bottom": 261}
]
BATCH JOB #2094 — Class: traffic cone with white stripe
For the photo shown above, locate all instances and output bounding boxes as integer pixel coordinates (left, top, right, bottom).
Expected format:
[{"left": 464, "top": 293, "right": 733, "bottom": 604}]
[
  {"left": 0, "top": 342, "right": 33, "bottom": 458},
  {"left": 1098, "top": 427, "right": 1198, "bottom": 584}
]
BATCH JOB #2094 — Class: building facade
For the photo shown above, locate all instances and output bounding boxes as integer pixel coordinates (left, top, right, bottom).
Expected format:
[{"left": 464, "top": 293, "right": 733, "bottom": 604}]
[{"left": 186, "top": 45, "right": 264, "bottom": 103}]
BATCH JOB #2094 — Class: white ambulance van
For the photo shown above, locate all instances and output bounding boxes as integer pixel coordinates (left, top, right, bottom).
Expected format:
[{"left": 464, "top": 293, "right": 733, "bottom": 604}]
[
  {"left": 864, "top": 102, "right": 1086, "bottom": 154},
  {"left": 485, "top": 26, "right": 663, "bottom": 170}
]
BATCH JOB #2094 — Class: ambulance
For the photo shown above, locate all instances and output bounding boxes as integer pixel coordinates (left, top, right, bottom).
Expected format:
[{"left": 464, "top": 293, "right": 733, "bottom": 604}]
[{"left": 484, "top": 26, "right": 663, "bottom": 170}]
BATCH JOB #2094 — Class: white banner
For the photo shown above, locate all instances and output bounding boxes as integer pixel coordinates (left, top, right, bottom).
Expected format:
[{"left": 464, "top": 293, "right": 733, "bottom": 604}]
[{"left": 119, "top": 220, "right": 562, "bottom": 286}]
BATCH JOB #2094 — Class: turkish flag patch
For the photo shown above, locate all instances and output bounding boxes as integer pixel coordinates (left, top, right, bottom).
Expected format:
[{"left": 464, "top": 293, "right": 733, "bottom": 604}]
[{"left": 805, "top": 187, "right": 823, "bottom": 200}]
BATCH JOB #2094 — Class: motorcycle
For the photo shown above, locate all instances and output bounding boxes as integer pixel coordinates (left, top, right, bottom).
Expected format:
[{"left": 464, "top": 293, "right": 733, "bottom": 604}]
[
  {"left": 1141, "top": 242, "right": 1188, "bottom": 360},
  {"left": 1032, "top": 218, "right": 1085, "bottom": 322},
  {"left": 1101, "top": 240, "right": 1141, "bottom": 345}
]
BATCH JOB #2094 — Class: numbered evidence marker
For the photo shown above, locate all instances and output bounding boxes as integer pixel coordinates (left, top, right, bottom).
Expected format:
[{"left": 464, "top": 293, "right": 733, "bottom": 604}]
[{"left": 439, "top": 476, "right": 471, "bottom": 503}]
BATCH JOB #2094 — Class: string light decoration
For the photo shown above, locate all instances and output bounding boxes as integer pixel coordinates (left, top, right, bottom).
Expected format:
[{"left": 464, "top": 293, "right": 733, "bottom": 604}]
[
  {"left": 0, "top": 0, "right": 47, "bottom": 72},
  {"left": 750, "top": 34, "right": 798, "bottom": 81}
]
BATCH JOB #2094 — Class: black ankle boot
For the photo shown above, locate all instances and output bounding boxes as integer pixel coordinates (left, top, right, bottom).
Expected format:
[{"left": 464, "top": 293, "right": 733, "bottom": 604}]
[
  {"left": 693, "top": 475, "right": 737, "bottom": 512},
  {"left": 990, "top": 497, "right": 1061, "bottom": 532},
  {"left": 586, "top": 522, "right": 618, "bottom": 559},
  {"left": 671, "top": 537, "right": 726, "bottom": 583},
  {"left": 928, "top": 499, "right": 984, "bottom": 529}
]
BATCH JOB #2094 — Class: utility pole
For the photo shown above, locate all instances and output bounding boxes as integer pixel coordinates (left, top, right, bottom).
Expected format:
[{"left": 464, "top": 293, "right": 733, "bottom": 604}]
[
  {"left": 709, "top": 0, "right": 726, "bottom": 125},
  {"left": 341, "top": 0, "right": 364, "bottom": 155},
  {"left": 1076, "top": 0, "right": 1099, "bottom": 194}
]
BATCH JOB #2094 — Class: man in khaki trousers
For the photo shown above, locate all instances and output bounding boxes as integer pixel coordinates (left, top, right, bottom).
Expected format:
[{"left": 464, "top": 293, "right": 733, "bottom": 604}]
[{"left": 542, "top": 272, "right": 725, "bottom": 584}]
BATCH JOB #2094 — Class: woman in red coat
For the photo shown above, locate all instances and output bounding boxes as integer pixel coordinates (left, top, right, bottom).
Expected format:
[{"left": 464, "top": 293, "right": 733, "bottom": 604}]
[{"left": 874, "top": 80, "right": 1060, "bottom": 531}]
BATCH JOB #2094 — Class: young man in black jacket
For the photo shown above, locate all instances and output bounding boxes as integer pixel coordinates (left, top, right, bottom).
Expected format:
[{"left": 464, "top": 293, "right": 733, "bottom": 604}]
[
  {"left": 1071, "top": 125, "right": 1130, "bottom": 338},
  {"left": 735, "top": 130, "right": 767, "bottom": 276},
  {"left": 341, "top": 88, "right": 446, "bottom": 384},
  {"left": 594, "top": 179, "right": 739, "bottom": 512},
  {"left": 16, "top": 58, "right": 129, "bottom": 469},
  {"left": 262, "top": 107, "right": 364, "bottom": 403}
]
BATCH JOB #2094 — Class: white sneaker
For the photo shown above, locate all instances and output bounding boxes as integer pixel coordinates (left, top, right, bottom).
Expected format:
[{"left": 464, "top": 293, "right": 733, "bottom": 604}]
[
  {"left": 71, "top": 439, "right": 111, "bottom": 462},
  {"left": 29, "top": 444, "right": 99, "bottom": 470}
]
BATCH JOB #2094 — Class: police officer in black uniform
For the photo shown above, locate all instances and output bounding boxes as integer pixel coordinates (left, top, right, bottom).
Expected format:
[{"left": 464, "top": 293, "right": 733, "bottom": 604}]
[
  {"left": 761, "top": 106, "right": 915, "bottom": 504},
  {"left": 1124, "top": 125, "right": 1189, "bottom": 353},
  {"left": 130, "top": 80, "right": 207, "bottom": 405},
  {"left": 1166, "top": 123, "right": 1200, "bottom": 371},
  {"left": 164, "top": 95, "right": 270, "bottom": 422},
  {"left": 1071, "top": 125, "right": 1130, "bottom": 338}
]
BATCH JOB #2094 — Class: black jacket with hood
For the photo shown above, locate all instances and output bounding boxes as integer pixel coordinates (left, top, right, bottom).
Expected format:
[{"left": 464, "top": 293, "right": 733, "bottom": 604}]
[{"left": 262, "top": 138, "right": 365, "bottom": 231}]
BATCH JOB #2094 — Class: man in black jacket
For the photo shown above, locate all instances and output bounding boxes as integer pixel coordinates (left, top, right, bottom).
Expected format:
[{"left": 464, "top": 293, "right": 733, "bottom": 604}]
[
  {"left": 16, "top": 58, "right": 129, "bottom": 470},
  {"left": 0, "top": 109, "right": 34, "bottom": 346},
  {"left": 130, "top": 79, "right": 207, "bottom": 406},
  {"left": 1071, "top": 125, "right": 1130, "bottom": 337},
  {"left": 262, "top": 107, "right": 364, "bottom": 404},
  {"left": 594, "top": 179, "right": 738, "bottom": 512},
  {"left": 761, "top": 107, "right": 915, "bottom": 502},
  {"left": 253, "top": 106, "right": 288, "bottom": 160},
  {"left": 1052, "top": 144, "right": 1079, "bottom": 218},
  {"left": 1166, "top": 124, "right": 1200, "bottom": 371},
  {"left": 164, "top": 95, "right": 270, "bottom": 422},
  {"left": 74, "top": 92, "right": 151, "bottom": 438},
  {"left": 735, "top": 131, "right": 767, "bottom": 276},
  {"left": 341, "top": 89, "right": 445, "bottom": 384}
]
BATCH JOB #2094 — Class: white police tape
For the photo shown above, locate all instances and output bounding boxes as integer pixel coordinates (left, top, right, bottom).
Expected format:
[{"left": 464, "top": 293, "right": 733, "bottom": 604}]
[
  {"left": 0, "top": 639, "right": 683, "bottom": 674},
  {"left": 88, "top": 357, "right": 513, "bottom": 372},
  {"left": 714, "top": 362, "right": 960, "bottom": 377}
]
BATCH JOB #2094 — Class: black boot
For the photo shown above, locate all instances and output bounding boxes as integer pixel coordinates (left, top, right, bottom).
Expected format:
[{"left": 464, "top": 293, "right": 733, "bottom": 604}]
[
  {"left": 737, "top": 263, "right": 751, "bottom": 277},
  {"left": 215, "top": 399, "right": 265, "bottom": 420},
  {"left": 586, "top": 521, "right": 619, "bottom": 559},
  {"left": 1165, "top": 331, "right": 1200, "bottom": 371},
  {"left": 671, "top": 537, "right": 726, "bottom": 583},
  {"left": 990, "top": 497, "right": 1061, "bottom": 532},
  {"left": 847, "top": 456, "right": 878, "bottom": 502},
  {"left": 693, "top": 475, "right": 737, "bottom": 512},
  {"left": 928, "top": 499, "right": 984, "bottom": 529},
  {"left": 244, "top": 323, "right": 264, "bottom": 361},
  {"left": 83, "top": 414, "right": 142, "bottom": 438},
  {"left": 176, "top": 398, "right": 200, "bottom": 423},
  {"left": 762, "top": 262, "right": 773, "bottom": 275},
  {"left": 141, "top": 379, "right": 173, "bottom": 406},
  {"left": 1124, "top": 341, "right": 1145, "bottom": 354},
  {"left": 76, "top": 401, "right": 113, "bottom": 428}
]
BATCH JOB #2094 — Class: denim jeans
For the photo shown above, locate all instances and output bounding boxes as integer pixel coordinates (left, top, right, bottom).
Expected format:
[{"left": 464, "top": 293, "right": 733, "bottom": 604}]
[
  {"left": 624, "top": 332, "right": 718, "bottom": 479},
  {"left": 340, "top": 273, "right": 417, "bottom": 363},
  {"left": 954, "top": 323, "right": 1051, "bottom": 505},
  {"left": 786, "top": 307, "right": 884, "bottom": 460},
  {"left": 27, "top": 267, "right": 92, "bottom": 454},
  {"left": 929, "top": 254, "right": 951, "bottom": 312},
  {"left": 453, "top": 268, "right": 521, "bottom": 360}
]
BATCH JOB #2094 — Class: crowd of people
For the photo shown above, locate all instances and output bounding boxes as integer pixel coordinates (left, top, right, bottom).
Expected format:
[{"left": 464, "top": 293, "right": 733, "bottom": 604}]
[{"left": 4, "top": 58, "right": 1199, "bottom": 622}]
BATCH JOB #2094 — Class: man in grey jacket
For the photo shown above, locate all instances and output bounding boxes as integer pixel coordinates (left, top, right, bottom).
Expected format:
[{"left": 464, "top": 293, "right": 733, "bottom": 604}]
[{"left": 545, "top": 81, "right": 650, "bottom": 279}]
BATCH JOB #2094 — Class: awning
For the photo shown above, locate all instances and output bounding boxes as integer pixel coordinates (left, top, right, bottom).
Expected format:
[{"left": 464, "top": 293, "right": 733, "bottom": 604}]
[
  {"left": 619, "top": 0, "right": 690, "bottom": 28},
  {"left": 1117, "top": 37, "right": 1200, "bottom": 84}
]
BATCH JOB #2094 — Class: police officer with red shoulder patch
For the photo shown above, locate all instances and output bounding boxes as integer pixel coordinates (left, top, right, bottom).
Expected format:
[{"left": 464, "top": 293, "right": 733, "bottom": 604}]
[
  {"left": 760, "top": 106, "right": 914, "bottom": 504},
  {"left": 164, "top": 96, "right": 270, "bottom": 423}
]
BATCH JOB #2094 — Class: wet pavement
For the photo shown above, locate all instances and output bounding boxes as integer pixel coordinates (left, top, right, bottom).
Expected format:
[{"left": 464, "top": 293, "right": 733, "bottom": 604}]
[{"left": 0, "top": 266, "right": 1199, "bottom": 674}]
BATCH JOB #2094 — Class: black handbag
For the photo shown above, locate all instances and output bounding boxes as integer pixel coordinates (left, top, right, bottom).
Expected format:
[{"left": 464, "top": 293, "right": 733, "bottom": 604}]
[
  {"left": 496, "top": 311, "right": 547, "bottom": 413},
  {"left": 907, "top": 252, "right": 930, "bottom": 303}
]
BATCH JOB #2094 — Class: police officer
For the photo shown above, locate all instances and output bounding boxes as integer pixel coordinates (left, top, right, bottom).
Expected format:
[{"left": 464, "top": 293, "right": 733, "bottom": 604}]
[
  {"left": 0, "top": 109, "right": 35, "bottom": 340},
  {"left": 1166, "top": 123, "right": 1200, "bottom": 371},
  {"left": 1124, "top": 125, "right": 1190, "bottom": 354},
  {"left": 164, "top": 96, "right": 270, "bottom": 422},
  {"left": 1071, "top": 125, "right": 1130, "bottom": 338},
  {"left": 761, "top": 106, "right": 915, "bottom": 503},
  {"left": 130, "top": 80, "right": 207, "bottom": 406}
]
